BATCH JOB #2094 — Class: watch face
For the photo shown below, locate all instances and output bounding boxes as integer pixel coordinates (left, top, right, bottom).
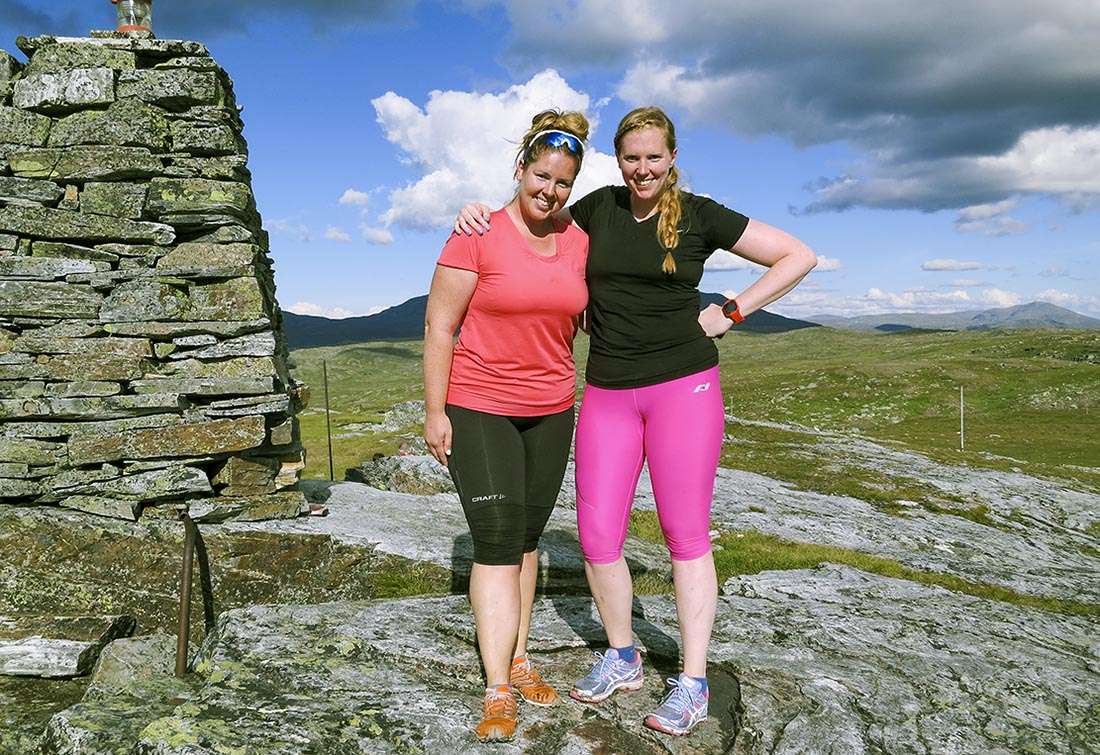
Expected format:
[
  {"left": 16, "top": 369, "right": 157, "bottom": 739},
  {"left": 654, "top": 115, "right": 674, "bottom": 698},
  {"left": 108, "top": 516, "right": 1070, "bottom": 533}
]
[{"left": 722, "top": 300, "right": 739, "bottom": 317}]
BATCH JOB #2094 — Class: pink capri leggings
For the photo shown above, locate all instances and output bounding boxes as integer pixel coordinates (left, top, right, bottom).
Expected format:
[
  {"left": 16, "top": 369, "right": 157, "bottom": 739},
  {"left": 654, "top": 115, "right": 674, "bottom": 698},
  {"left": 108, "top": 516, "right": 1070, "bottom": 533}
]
[{"left": 575, "top": 366, "right": 724, "bottom": 563}]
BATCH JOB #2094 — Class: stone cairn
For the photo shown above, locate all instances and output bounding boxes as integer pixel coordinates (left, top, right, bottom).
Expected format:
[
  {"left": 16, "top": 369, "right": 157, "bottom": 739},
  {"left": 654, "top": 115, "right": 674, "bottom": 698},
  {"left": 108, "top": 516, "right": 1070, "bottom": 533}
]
[{"left": 0, "top": 34, "right": 308, "bottom": 523}]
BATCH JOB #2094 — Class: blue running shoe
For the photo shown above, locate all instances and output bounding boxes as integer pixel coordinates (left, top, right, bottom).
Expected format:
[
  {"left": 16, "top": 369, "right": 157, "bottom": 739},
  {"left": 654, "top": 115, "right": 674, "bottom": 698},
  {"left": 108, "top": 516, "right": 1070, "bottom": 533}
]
[
  {"left": 643, "top": 674, "right": 709, "bottom": 736},
  {"left": 569, "top": 648, "right": 644, "bottom": 703}
]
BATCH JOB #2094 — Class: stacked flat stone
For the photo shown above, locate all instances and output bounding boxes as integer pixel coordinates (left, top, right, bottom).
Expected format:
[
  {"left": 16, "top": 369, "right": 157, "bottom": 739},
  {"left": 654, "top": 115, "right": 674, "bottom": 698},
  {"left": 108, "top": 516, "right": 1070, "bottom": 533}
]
[{"left": 0, "top": 34, "right": 307, "bottom": 522}]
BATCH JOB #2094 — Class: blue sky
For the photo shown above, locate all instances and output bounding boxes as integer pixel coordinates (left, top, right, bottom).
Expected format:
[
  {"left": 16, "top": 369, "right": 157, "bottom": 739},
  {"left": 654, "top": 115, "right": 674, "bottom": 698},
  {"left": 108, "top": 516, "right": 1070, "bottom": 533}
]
[{"left": 3, "top": 1, "right": 1099, "bottom": 319}]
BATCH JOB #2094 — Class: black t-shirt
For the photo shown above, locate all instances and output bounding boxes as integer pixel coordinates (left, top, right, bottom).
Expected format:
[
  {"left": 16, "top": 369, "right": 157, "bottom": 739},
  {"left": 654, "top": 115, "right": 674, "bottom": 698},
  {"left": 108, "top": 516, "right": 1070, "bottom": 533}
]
[{"left": 569, "top": 186, "right": 749, "bottom": 389}]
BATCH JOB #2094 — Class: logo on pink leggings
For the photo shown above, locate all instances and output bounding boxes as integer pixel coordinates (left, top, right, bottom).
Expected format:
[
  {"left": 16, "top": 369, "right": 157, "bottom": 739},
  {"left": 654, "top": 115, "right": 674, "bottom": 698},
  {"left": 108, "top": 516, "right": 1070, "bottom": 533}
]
[{"left": 692, "top": 382, "right": 711, "bottom": 393}]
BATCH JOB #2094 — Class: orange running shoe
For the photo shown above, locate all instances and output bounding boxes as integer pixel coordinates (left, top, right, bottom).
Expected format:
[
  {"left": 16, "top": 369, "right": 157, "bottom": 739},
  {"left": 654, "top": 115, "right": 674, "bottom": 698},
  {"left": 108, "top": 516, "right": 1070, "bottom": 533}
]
[
  {"left": 475, "top": 685, "right": 518, "bottom": 742},
  {"left": 510, "top": 656, "right": 560, "bottom": 706}
]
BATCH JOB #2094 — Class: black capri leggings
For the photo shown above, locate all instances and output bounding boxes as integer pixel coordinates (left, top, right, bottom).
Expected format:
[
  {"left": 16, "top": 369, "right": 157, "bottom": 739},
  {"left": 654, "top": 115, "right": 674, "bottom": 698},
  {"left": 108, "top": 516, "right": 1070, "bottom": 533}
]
[{"left": 445, "top": 403, "right": 575, "bottom": 566}]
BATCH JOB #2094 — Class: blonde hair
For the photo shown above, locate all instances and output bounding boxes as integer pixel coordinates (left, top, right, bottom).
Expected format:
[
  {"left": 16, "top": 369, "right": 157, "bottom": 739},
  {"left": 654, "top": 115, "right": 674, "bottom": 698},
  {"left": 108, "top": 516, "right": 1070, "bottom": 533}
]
[
  {"left": 614, "top": 106, "right": 682, "bottom": 274},
  {"left": 516, "top": 109, "right": 590, "bottom": 175}
]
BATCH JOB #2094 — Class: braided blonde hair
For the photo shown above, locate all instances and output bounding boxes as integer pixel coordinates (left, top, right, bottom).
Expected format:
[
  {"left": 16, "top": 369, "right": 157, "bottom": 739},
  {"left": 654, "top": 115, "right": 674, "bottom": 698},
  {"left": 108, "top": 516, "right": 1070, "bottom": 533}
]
[{"left": 614, "top": 106, "right": 682, "bottom": 274}]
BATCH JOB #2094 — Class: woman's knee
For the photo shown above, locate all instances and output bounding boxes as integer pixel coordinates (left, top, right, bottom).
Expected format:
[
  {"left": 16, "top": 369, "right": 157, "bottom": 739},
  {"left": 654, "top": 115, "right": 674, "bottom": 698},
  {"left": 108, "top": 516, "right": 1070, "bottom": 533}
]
[
  {"left": 577, "top": 513, "right": 627, "bottom": 563},
  {"left": 664, "top": 533, "right": 712, "bottom": 562},
  {"left": 471, "top": 538, "right": 526, "bottom": 566}
]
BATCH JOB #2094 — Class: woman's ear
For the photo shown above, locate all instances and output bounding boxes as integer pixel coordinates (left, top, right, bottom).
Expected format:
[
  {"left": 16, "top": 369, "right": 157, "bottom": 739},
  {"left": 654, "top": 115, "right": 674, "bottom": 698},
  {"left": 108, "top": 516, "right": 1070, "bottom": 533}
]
[{"left": 514, "top": 160, "right": 525, "bottom": 182}]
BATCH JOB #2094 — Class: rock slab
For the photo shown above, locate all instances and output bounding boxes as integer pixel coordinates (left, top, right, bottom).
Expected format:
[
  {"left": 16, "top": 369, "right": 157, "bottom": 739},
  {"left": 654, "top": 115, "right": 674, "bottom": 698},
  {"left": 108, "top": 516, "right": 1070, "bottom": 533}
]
[
  {"left": 0, "top": 613, "right": 136, "bottom": 678},
  {"left": 41, "top": 566, "right": 1100, "bottom": 754}
]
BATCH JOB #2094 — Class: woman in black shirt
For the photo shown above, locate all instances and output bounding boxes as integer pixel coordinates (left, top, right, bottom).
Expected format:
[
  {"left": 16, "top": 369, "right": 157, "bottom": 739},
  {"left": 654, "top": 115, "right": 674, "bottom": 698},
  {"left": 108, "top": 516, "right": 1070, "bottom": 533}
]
[{"left": 456, "top": 106, "right": 817, "bottom": 736}]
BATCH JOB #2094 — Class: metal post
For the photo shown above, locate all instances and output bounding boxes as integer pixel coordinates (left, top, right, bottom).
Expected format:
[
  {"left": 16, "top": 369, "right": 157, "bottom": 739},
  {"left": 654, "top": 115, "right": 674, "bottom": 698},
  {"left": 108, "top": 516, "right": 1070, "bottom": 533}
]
[
  {"left": 323, "top": 359, "right": 334, "bottom": 481},
  {"left": 175, "top": 512, "right": 196, "bottom": 677},
  {"left": 959, "top": 385, "right": 965, "bottom": 451}
]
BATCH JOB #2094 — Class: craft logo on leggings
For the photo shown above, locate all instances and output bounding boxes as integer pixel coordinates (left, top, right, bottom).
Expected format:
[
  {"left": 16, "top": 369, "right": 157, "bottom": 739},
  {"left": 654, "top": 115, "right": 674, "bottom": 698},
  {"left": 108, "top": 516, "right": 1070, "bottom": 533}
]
[{"left": 471, "top": 493, "right": 507, "bottom": 504}]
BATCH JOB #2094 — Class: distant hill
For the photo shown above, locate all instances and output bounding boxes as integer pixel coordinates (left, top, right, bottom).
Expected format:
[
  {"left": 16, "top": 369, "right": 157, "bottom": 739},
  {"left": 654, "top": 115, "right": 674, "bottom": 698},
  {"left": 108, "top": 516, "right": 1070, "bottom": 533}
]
[
  {"left": 697, "top": 293, "right": 821, "bottom": 334},
  {"left": 283, "top": 296, "right": 428, "bottom": 349},
  {"left": 808, "top": 302, "right": 1100, "bottom": 332},
  {"left": 283, "top": 292, "right": 819, "bottom": 349}
]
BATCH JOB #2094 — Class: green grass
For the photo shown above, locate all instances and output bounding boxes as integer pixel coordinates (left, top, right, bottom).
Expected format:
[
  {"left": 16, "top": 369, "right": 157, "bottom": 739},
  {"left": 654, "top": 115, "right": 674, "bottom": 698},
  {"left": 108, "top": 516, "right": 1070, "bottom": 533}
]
[
  {"left": 627, "top": 511, "right": 1100, "bottom": 617},
  {"left": 711, "top": 328, "right": 1100, "bottom": 490},
  {"left": 367, "top": 556, "right": 453, "bottom": 599},
  {"left": 290, "top": 343, "right": 426, "bottom": 479},
  {"left": 289, "top": 329, "right": 1100, "bottom": 493}
]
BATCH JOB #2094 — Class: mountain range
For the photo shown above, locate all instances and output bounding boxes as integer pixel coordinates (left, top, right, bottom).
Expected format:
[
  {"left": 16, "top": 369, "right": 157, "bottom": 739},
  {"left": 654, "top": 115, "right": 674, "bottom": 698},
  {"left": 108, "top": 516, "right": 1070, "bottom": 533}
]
[
  {"left": 282, "top": 298, "right": 1099, "bottom": 350},
  {"left": 282, "top": 293, "right": 820, "bottom": 349},
  {"left": 806, "top": 301, "right": 1100, "bottom": 332}
]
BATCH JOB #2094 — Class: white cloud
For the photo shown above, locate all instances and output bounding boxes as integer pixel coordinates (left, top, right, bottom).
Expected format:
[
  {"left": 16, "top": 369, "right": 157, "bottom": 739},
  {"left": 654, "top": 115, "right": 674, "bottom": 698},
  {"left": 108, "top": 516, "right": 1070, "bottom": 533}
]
[
  {"left": 867, "top": 287, "right": 971, "bottom": 309},
  {"left": 267, "top": 218, "right": 312, "bottom": 242},
  {"left": 1034, "top": 288, "right": 1100, "bottom": 314},
  {"left": 954, "top": 197, "right": 1029, "bottom": 236},
  {"left": 706, "top": 251, "right": 839, "bottom": 273},
  {"left": 705, "top": 250, "right": 759, "bottom": 272},
  {"left": 324, "top": 225, "right": 352, "bottom": 242},
  {"left": 372, "top": 69, "right": 622, "bottom": 231},
  {"left": 955, "top": 215, "right": 1029, "bottom": 236},
  {"left": 803, "top": 127, "right": 1100, "bottom": 214},
  {"left": 764, "top": 286, "right": 972, "bottom": 319},
  {"left": 951, "top": 279, "right": 983, "bottom": 287},
  {"left": 287, "top": 302, "right": 360, "bottom": 319},
  {"left": 978, "top": 126, "right": 1100, "bottom": 195},
  {"left": 754, "top": 283, "right": 1100, "bottom": 319},
  {"left": 286, "top": 302, "right": 391, "bottom": 318},
  {"left": 360, "top": 224, "right": 395, "bottom": 245},
  {"left": 922, "top": 259, "right": 983, "bottom": 271},
  {"left": 957, "top": 198, "right": 1020, "bottom": 222},
  {"left": 979, "top": 287, "right": 1022, "bottom": 308},
  {"left": 339, "top": 188, "right": 371, "bottom": 207}
]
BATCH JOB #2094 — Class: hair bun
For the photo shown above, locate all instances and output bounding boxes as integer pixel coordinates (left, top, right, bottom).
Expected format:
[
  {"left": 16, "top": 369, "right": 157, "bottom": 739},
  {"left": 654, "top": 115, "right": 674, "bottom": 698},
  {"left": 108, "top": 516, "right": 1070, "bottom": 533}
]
[{"left": 517, "top": 109, "right": 591, "bottom": 167}]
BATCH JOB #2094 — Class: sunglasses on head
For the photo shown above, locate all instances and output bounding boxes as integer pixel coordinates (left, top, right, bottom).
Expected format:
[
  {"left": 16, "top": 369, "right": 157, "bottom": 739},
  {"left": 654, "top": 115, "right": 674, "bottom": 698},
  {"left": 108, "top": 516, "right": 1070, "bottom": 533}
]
[{"left": 531, "top": 129, "right": 584, "bottom": 155}]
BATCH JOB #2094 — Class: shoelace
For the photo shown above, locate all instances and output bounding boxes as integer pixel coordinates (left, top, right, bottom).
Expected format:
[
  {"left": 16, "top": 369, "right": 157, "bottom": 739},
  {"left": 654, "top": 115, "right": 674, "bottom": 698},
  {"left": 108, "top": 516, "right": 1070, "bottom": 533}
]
[
  {"left": 484, "top": 689, "right": 515, "bottom": 717},
  {"left": 512, "top": 662, "right": 543, "bottom": 685},
  {"left": 658, "top": 677, "right": 699, "bottom": 713},
  {"left": 586, "top": 650, "right": 619, "bottom": 681}
]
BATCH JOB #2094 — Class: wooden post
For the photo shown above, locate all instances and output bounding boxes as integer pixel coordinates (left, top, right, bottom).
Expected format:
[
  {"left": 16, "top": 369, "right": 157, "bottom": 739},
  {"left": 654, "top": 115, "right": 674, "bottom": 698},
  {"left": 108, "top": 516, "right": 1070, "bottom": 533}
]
[
  {"left": 323, "top": 359, "right": 334, "bottom": 481},
  {"left": 959, "top": 385, "right": 965, "bottom": 451},
  {"left": 175, "top": 513, "right": 196, "bottom": 677}
]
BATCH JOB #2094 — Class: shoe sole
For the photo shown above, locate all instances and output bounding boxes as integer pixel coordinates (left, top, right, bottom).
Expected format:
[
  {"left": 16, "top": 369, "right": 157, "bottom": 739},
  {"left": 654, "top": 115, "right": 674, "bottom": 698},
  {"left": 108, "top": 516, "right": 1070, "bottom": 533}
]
[
  {"left": 476, "top": 725, "right": 516, "bottom": 742},
  {"left": 643, "top": 713, "right": 708, "bottom": 736},
  {"left": 569, "top": 676, "right": 644, "bottom": 703}
]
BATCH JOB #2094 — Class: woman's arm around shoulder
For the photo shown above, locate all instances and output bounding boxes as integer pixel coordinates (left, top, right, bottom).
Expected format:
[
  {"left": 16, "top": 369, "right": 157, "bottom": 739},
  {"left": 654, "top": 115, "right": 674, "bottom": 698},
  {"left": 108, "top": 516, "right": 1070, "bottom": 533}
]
[{"left": 453, "top": 189, "right": 605, "bottom": 236}]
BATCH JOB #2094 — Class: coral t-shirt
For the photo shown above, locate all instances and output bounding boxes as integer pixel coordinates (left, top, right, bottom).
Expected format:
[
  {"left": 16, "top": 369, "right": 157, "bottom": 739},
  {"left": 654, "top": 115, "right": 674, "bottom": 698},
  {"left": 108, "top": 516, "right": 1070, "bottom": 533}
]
[{"left": 437, "top": 209, "right": 588, "bottom": 416}]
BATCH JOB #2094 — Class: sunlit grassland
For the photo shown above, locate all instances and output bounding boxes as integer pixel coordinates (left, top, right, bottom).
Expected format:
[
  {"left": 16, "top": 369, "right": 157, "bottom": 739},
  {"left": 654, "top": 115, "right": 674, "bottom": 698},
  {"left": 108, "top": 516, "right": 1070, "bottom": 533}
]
[
  {"left": 290, "top": 328, "right": 1099, "bottom": 493},
  {"left": 712, "top": 327, "right": 1100, "bottom": 492},
  {"left": 289, "top": 342, "right": 426, "bottom": 479}
]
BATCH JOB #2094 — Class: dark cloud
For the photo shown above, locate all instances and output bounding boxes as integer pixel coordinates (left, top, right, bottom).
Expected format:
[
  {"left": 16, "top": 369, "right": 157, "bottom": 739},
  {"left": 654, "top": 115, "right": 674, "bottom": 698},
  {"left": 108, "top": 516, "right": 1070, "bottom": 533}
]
[
  {"left": 499, "top": 1, "right": 1100, "bottom": 214},
  {"left": 155, "top": 0, "right": 415, "bottom": 38},
  {"left": 0, "top": 0, "right": 81, "bottom": 44},
  {"left": 0, "top": 1, "right": 415, "bottom": 43}
]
